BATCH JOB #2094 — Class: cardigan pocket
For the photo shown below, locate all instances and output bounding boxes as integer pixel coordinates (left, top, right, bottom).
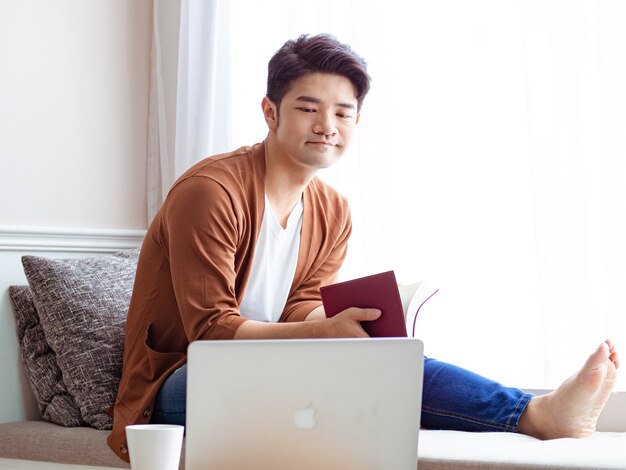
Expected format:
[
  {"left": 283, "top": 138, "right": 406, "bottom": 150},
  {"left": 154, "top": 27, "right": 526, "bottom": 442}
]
[{"left": 144, "top": 324, "right": 186, "bottom": 381}]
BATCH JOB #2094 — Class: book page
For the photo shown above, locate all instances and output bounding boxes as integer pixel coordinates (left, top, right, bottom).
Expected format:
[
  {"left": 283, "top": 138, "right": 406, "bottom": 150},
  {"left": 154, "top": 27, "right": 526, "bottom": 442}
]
[{"left": 398, "top": 281, "right": 439, "bottom": 337}]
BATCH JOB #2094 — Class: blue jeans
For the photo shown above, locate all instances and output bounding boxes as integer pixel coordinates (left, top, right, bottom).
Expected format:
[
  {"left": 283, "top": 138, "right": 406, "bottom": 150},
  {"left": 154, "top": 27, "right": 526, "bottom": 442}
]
[{"left": 151, "top": 358, "right": 532, "bottom": 432}]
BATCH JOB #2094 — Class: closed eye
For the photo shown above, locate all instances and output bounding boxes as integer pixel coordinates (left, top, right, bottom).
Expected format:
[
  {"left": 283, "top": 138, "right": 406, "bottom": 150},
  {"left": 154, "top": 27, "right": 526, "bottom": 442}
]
[{"left": 296, "top": 107, "right": 316, "bottom": 113}]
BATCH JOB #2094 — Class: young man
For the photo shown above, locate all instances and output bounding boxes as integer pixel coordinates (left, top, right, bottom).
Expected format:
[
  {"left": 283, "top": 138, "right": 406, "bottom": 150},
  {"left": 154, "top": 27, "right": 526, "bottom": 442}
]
[{"left": 108, "top": 34, "right": 620, "bottom": 461}]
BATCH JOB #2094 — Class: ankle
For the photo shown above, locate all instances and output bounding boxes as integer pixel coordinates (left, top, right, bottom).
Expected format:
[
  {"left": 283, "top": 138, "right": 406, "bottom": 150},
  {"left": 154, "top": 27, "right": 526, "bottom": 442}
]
[{"left": 517, "top": 394, "right": 555, "bottom": 440}]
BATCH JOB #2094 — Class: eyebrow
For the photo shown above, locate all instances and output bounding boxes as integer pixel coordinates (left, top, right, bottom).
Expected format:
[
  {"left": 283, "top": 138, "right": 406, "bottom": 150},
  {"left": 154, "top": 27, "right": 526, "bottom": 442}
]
[{"left": 295, "top": 95, "right": 356, "bottom": 110}]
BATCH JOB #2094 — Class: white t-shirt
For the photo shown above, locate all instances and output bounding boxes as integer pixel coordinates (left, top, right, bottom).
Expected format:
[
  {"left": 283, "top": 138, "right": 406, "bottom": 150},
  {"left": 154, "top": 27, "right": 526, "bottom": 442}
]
[{"left": 239, "top": 194, "right": 303, "bottom": 323}]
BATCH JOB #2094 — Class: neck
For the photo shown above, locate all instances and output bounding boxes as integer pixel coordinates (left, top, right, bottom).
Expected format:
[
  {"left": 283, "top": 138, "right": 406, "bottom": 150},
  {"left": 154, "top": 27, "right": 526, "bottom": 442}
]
[{"left": 264, "top": 134, "right": 314, "bottom": 226}]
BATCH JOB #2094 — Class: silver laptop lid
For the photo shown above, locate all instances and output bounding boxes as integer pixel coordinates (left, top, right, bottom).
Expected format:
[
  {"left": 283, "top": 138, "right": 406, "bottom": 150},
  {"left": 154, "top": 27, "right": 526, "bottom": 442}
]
[{"left": 186, "top": 338, "right": 424, "bottom": 470}]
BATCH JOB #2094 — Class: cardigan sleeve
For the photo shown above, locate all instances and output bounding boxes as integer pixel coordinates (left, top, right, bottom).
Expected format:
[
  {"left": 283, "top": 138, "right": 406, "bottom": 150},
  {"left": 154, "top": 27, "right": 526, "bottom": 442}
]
[{"left": 163, "top": 175, "right": 249, "bottom": 340}]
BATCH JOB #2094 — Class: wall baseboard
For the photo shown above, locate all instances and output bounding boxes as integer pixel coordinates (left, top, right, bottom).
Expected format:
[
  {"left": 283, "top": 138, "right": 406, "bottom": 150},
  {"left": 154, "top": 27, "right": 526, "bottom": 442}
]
[{"left": 0, "top": 225, "right": 146, "bottom": 253}]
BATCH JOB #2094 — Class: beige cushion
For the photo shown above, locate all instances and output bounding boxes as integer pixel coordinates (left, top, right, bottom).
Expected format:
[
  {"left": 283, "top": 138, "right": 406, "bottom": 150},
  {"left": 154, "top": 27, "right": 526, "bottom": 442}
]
[
  {"left": 0, "top": 421, "right": 129, "bottom": 468},
  {"left": 2, "top": 421, "right": 625, "bottom": 470},
  {"left": 418, "top": 430, "right": 626, "bottom": 469}
]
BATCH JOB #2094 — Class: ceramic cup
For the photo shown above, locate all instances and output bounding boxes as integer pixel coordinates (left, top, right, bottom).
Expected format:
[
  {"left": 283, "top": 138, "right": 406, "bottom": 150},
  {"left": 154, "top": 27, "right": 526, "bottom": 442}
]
[{"left": 125, "top": 424, "right": 184, "bottom": 470}]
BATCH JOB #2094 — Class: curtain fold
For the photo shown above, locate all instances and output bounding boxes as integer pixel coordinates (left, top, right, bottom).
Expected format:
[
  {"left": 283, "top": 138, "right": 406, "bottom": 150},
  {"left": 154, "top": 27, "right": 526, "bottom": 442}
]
[{"left": 147, "top": 0, "right": 230, "bottom": 222}]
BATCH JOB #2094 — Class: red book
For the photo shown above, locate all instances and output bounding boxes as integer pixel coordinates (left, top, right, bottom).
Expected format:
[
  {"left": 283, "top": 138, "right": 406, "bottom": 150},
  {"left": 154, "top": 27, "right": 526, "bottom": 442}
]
[{"left": 321, "top": 271, "right": 407, "bottom": 338}]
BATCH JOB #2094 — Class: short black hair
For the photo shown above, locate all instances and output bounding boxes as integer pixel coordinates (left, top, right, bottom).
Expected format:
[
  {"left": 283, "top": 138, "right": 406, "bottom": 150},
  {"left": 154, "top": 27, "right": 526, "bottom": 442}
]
[{"left": 267, "top": 34, "right": 371, "bottom": 112}]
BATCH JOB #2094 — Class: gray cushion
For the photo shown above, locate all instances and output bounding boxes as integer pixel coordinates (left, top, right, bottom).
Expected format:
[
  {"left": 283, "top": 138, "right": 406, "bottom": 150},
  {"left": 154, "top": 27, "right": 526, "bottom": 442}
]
[
  {"left": 21, "top": 249, "right": 140, "bottom": 430},
  {"left": 9, "top": 285, "right": 85, "bottom": 427}
]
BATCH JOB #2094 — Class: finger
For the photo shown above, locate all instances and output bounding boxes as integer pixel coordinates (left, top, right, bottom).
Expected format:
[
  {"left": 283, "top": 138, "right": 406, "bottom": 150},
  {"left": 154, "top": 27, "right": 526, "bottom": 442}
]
[
  {"left": 354, "top": 321, "right": 371, "bottom": 337},
  {"left": 354, "top": 327, "right": 370, "bottom": 338},
  {"left": 339, "top": 307, "right": 380, "bottom": 321},
  {"left": 360, "top": 308, "right": 381, "bottom": 322},
  {"left": 609, "top": 350, "right": 620, "bottom": 369}
]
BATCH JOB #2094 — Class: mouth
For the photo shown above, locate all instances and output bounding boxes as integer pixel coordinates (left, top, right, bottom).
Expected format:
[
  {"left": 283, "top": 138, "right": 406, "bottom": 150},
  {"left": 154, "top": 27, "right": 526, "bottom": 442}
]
[{"left": 306, "top": 141, "right": 337, "bottom": 147}]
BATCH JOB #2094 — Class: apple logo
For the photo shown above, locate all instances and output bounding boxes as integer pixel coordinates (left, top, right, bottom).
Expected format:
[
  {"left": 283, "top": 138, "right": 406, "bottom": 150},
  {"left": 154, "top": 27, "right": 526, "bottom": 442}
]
[{"left": 293, "top": 402, "right": 317, "bottom": 430}]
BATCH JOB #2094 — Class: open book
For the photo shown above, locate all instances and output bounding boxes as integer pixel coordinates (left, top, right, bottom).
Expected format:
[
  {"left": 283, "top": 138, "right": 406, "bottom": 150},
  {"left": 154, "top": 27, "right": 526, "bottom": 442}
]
[
  {"left": 321, "top": 271, "right": 439, "bottom": 338},
  {"left": 398, "top": 280, "right": 439, "bottom": 337}
]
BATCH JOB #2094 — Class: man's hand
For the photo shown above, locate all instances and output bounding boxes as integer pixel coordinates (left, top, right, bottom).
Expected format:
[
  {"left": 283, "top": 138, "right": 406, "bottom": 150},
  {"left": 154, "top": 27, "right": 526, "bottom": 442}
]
[
  {"left": 323, "top": 307, "right": 381, "bottom": 338},
  {"left": 234, "top": 307, "right": 381, "bottom": 340}
]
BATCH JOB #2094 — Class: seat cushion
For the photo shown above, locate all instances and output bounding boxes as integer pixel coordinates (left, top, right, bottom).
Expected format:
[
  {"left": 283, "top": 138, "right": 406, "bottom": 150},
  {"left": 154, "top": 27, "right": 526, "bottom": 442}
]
[
  {"left": 417, "top": 430, "right": 626, "bottom": 469},
  {"left": 0, "top": 421, "right": 129, "bottom": 468},
  {"left": 1, "top": 421, "right": 624, "bottom": 470}
]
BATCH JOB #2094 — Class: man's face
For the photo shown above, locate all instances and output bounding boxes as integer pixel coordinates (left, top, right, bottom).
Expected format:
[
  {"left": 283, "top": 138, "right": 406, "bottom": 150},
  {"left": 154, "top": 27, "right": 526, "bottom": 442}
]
[{"left": 264, "top": 72, "right": 360, "bottom": 172}]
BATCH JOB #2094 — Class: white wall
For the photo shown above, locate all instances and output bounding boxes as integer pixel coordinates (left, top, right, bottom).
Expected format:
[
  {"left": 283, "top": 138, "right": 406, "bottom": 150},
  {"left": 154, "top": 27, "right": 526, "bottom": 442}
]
[{"left": 0, "top": 0, "right": 152, "bottom": 230}]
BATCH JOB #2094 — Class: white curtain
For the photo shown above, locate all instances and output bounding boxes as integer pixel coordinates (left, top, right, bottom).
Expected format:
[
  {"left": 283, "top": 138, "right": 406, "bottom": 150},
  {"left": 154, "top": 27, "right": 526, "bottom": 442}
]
[
  {"left": 149, "top": 0, "right": 626, "bottom": 390},
  {"left": 147, "top": 0, "right": 231, "bottom": 220}
]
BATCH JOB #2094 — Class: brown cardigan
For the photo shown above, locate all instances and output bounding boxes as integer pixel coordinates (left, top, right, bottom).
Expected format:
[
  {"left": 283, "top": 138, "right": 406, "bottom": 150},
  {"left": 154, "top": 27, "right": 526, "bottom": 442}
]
[{"left": 108, "top": 142, "right": 352, "bottom": 460}]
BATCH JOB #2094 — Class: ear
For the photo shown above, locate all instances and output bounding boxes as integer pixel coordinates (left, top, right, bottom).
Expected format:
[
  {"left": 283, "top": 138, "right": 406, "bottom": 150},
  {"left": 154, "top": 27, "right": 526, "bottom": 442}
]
[
  {"left": 355, "top": 113, "right": 361, "bottom": 125},
  {"left": 261, "top": 96, "right": 278, "bottom": 130}
]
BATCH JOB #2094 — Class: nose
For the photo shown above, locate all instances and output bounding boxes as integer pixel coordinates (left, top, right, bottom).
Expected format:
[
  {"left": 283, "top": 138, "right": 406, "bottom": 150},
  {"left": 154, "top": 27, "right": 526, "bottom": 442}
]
[{"left": 313, "top": 111, "right": 337, "bottom": 137}]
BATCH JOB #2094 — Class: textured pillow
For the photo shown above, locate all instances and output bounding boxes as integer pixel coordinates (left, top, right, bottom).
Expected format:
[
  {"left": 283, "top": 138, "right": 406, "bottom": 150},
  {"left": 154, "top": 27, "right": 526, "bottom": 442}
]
[
  {"left": 21, "top": 249, "right": 140, "bottom": 430},
  {"left": 9, "top": 285, "right": 85, "bottom": 426}
]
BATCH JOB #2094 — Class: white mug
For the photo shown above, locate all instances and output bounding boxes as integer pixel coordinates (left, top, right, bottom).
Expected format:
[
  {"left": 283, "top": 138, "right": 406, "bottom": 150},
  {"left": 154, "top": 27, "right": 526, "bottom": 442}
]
[{"left": 125, "top": 424, "right": 184, "bottom": 470}]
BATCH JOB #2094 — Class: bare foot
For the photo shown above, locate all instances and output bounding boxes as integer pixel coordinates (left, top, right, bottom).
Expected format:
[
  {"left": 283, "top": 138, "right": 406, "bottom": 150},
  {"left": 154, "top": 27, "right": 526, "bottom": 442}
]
[{"left": 518, "top": 339, "right": 620, "bottom": 439}]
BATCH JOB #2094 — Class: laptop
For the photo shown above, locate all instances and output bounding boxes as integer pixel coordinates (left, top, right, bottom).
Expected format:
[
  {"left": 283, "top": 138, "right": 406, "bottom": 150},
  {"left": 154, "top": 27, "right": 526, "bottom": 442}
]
[{"left": 185, "top": 338, "right": 424, "bottom": 470}]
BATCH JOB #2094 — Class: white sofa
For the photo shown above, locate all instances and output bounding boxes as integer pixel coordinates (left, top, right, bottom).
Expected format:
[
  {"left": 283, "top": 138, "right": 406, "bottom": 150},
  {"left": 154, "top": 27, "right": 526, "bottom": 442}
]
[{"left": 1, "top": 227, "right": 625, "bottom": 470}]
